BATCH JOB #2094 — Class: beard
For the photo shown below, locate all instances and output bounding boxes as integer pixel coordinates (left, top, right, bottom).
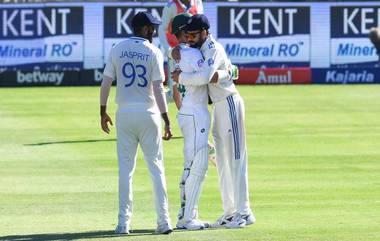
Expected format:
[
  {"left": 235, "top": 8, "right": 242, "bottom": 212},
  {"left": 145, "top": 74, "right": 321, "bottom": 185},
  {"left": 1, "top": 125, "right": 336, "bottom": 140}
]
[{"left": 189, "top": 41, "right": 201, "bottom": 48}]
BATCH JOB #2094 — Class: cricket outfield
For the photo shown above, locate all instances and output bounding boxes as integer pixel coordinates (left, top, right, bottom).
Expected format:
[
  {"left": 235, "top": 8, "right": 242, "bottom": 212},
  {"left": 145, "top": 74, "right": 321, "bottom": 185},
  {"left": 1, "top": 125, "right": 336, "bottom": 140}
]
[{"left": 0, "top": 85, "right": 379, "bottom": 241}]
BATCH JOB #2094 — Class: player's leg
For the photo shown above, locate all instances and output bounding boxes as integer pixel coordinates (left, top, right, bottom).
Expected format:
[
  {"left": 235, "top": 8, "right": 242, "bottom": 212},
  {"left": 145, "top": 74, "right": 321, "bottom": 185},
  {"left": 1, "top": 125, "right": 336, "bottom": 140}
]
[
  {"left": 115, "top": 110, "right": 139, "bottom": 234},
  {"left": 210, "top": 100, "right": 236, "bottom": 228},
  {"left": 184, "top": 109, "right": 210, "bottom": 227},
  {"left": 225, "top": 95, "right": 254, "bottom": 228},
  {"left": 183, "top": 146, "right": 208, "bottom": 229},
  {"left": 139, "top": 111, "right": 172, "bottom": 234},
  {"left": 176, "top": 113, "right": 194, "bottom": 227},
  {"left": 177, "top": 110, "right": 210, "bottom": 230}
]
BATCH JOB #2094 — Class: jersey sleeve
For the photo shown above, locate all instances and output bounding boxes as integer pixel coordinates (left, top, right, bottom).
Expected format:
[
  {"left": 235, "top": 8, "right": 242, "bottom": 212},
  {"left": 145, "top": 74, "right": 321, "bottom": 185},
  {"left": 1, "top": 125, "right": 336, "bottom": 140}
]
[
  {"left": 151, "top": 49, "right": 166, "bottom": 82},
  {"left": 179, "top": 47, "right": 220, "bottom": 86},
  {"left": 103, "top": 47, "right": 116, "bottom": 80},
  {"left": 190, "top": 51, "right": 204, "bottom": 72},
  {"left": 178, "top": 48, "right": 203, "bottom": 73}
]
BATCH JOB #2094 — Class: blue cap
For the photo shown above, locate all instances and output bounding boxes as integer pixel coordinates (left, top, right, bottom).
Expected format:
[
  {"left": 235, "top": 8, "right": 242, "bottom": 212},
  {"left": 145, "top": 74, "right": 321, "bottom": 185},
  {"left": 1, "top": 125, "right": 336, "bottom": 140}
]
[
  {"left": 183, "top": 14, "right": 210, "bottom": 32},
  {"left": 131, "top": 11, "right": 161, "bottom": 29}
]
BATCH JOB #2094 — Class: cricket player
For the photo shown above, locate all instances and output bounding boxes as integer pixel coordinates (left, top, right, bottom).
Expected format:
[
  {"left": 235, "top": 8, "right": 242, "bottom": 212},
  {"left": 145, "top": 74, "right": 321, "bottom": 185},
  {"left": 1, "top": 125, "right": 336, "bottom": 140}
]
[
  {"left": 158, "top": 0, "right": 203, "bottom": 99},
  {"left": 169, "top": 13, "right": 211, "bottom": 230},
  {"left": 100, "top": 11, "right": 172, "bottom": 235},
  {"left": 171, "top": 14, "right": 255, "bottom": 229}
]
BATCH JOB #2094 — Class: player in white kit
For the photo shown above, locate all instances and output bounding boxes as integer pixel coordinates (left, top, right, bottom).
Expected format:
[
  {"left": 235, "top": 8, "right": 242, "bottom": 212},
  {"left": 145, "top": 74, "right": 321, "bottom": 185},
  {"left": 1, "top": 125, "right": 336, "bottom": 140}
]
[
  {"left": 168, "top": 13, "right": 211, "bottom": 230},
  {"left": 100, "top": 12, "right": 173, "bottom": 235},
  {"left": 158, "top": 0, "right": 203, "bottom": 100},
  {"left": 171, "top": 14, "right": 256, "bottom": 229}
]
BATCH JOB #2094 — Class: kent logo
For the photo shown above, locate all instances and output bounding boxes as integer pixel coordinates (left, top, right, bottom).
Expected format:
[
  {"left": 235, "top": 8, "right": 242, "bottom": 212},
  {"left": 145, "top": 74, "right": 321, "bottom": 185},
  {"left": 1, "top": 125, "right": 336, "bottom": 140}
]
[
  {"left": 0, "top": 7, "right": 83, "bottom": 39},
  {"left": 331, "top": 6, "right": 380, "bottom": 38},
  {"left": 104, "top": 7, "right": 163, "bottom": 38},
  {"left": 218, "top": 6, "right": 310, "bottom": 38}
]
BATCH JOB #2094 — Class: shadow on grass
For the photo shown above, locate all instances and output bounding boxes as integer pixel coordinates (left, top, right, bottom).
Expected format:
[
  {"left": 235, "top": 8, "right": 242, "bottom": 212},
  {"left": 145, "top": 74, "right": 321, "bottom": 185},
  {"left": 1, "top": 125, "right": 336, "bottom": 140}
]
[
  {"left": 24, "top": 139, "right": 117, "bottom": 146},
  {"left": 0, "top": 229, "right": 157, "bottom": 240},
  {"left": 24, "top": 136, "right": 183, "bottom": 146}
]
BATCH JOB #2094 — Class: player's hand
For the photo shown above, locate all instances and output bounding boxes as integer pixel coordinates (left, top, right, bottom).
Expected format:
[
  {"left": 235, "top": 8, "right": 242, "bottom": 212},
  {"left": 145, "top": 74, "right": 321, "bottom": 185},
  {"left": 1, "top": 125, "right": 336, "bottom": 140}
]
[
  {"left": 101, "top": 113, "right": 113, "bottom": 134},
  {"left": 171, "top": 46, "right": 181, "bottom": 62},
  {"left": 171, "top": 69, "right": 182, "bottom": 83},
  {"left": 210, "top": 71, "right": 219, "bottom": 83},
  {"left": 163, "top": 125, "right": 172, "bottom": 141}
]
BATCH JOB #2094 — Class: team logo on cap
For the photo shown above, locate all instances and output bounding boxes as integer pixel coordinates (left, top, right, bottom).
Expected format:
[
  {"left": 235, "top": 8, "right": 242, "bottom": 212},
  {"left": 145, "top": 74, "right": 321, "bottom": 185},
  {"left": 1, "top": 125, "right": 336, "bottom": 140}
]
[{"left": 187, "top": 18, "right": 193, "bottom": 24}]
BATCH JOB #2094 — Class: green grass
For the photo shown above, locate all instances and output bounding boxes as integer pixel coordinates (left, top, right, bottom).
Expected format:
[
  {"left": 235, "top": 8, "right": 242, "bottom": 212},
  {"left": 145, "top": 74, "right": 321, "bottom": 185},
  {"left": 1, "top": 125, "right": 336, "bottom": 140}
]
[{"left": 0, "top": 85, "right": 379, "bottom": 241}]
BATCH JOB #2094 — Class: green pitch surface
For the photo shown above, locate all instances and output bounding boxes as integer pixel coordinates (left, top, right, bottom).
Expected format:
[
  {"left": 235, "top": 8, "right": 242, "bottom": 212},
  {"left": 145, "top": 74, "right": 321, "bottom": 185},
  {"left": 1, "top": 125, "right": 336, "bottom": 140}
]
[{"left": 1, "top": 85, "right": 379, "bottom": 241}]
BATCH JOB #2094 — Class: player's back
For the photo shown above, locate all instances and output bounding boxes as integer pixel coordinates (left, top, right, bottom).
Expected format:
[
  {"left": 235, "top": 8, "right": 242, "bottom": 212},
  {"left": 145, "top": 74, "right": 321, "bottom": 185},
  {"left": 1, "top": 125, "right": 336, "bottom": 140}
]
[
  {"left": 201, "top": 35, "right": 238, "bottom": 102},
  {"left": 177, "top": 46, "right": 208, "bottom": 110},
  {"left": 110, "top": 37, "right": 163, "bottom": 111}
]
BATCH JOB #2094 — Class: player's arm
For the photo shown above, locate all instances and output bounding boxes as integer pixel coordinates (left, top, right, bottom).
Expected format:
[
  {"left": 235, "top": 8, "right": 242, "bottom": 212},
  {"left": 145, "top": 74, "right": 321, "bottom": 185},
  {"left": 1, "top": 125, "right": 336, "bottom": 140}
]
[
  {"left": 100, "top": 49, "right": 116, "bottom": 134},
  {"left": 172, "top": 83, "right": 182, "bottom": 110},
  {"left": 100, "top": 75, "right": 114, "bottom": 134},
  {"left": 152, "top": 50, "right": 172, "bottom": 140},
  {"left": 177, "top": 48, "right": 220, "bottom": 86},
  {"left": 169, "top": 45, "right": 181, "bottom": 62},
  {"left": 211, "top": 64, "right": 238, "bottom": 84}
]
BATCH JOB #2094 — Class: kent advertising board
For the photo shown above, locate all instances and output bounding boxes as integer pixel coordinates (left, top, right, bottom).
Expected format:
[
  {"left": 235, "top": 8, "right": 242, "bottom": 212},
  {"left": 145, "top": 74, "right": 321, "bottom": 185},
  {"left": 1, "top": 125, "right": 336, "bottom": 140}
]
[
  {"left": 330, "top": 6, "right": 380, "bottom": 67},
  {"left": 217, "top": 6, "right": 310, "bottom": 68},
  {"left": 0, "top": 6, "right": 84, "bottom": 70}
]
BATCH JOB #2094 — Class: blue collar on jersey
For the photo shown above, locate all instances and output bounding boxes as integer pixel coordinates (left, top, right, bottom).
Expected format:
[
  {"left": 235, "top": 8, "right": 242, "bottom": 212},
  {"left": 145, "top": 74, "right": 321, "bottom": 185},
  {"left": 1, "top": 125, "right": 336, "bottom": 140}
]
[{"left": 130, "top": 36, "right": 148, "bottom": 42}]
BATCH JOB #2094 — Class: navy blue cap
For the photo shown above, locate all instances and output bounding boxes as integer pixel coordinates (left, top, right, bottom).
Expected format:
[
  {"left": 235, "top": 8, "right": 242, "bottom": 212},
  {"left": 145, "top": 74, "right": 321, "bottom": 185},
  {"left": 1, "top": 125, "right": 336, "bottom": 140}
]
[
  {"left": 131, "top": 11, "right": 161, "bottom": 29},
  {"left": 183, "top": 14, "right": 210, "bottom": 32}
]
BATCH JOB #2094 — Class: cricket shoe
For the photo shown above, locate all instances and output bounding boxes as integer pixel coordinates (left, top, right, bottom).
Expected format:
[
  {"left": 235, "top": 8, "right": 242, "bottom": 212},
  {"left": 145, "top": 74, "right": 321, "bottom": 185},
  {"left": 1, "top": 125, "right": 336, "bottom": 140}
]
[
  {"left": 176, "top": 218, "right": 208, "bottom": 230},
  {"left": 210, "top": 214, "right": 234, "bottom": 228},
  {"left": 225, "top": 213, "right": 247, "bottom": 229},
  {"left": 242, "top": 213, "right": 256, "bottom": 225},
  {"left": 155, "top": 222, "right": 173, "bottom": 234},
  {"left": 115, "top": 225, "right": 129, "bottom": 234}
]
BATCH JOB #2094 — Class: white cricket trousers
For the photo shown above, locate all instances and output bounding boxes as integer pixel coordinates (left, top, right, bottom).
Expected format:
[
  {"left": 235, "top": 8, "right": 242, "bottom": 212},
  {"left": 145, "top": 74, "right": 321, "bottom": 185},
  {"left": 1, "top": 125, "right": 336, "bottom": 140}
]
[
  {"left": 116, "top": 108, "right": 170, "bottom": 227},
  {"left": 212, "top": 94, "right": 251, "bottom": 216},
  {"left": 177, "top": 106, "right": 210, "bottom": 220}
]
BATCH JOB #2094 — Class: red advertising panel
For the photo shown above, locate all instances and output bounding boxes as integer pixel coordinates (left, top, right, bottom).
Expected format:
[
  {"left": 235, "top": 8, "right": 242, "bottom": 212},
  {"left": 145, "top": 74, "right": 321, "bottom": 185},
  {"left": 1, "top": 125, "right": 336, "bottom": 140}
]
[{"left": 237, "top": 68, "right": 312, "bottom": 85}]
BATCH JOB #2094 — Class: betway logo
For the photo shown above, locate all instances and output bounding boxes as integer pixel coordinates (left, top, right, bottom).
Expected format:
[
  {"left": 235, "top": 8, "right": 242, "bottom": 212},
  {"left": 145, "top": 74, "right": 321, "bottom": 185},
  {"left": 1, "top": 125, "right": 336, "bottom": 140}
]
[
  {"left": 326, "top": 70, "right": 374, "bottom": 83},
  {"left": 17, "top": 71, "right": 64, "bottom": 85},
  {"left": 256, "top": 70, "right": 291, "bottom": 84}
]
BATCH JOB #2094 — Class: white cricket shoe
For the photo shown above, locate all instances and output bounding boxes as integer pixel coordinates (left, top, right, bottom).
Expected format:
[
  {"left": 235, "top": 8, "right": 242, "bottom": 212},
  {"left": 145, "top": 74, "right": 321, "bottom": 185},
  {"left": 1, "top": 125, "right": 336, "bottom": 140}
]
[
  {"left": 210, "top": 214, "right": 234, "bottom": 228},
  {"left": 176, "top": 219, "right": 208, "bottom": 230},
  {"left": 155, "top": 222, "right": 173, "bottom": 234},
  {"left": 242, "top": 213, "right": 256, "bottom": 225},
  {"left": 176, "top": 219, "right": 186, "bottom": 229},
  {"left": 115, "top": 225, "right": 129, "bottom": 234},
  {"left": 225, "top": 213, "right": 247, "bottom": 229}
]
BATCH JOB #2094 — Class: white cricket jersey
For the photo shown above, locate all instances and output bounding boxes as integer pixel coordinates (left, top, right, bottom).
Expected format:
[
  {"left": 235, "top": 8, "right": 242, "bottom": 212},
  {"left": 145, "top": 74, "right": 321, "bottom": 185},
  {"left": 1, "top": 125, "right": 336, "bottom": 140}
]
[
  {"left": 179, "top": 35, "right": 238, "bottom": 103},
  {"left": 177, "top": 44, "right": 208, "bottom": 110},
  {"left": 103, "top": 37, "right": 165, "bottom": 110}
]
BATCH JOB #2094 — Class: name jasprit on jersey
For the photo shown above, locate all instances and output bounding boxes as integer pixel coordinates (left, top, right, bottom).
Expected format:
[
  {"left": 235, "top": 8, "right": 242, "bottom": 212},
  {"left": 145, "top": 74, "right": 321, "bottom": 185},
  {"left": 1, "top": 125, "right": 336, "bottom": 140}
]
[{"left": 119, "top": 51, "right": 150, "bottom": 61}]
